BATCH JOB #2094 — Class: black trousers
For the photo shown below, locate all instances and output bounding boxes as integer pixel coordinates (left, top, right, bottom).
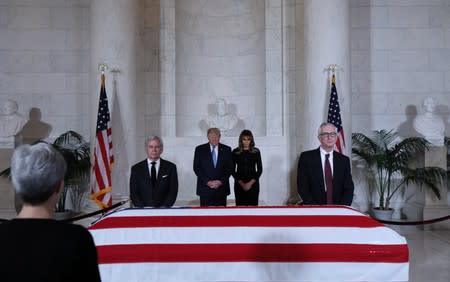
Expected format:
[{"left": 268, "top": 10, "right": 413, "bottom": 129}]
[
  {"left": 234, "top": 183, "right": 259, "bottom": 206},
  {"left": 200, "top": 191, "right": 227, "bottom": 206}
]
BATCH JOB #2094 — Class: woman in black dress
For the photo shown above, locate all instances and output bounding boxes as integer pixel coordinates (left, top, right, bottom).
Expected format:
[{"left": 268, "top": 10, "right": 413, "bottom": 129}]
[{"left": 232, "top": 129, "right": 263, "bottom": 206}]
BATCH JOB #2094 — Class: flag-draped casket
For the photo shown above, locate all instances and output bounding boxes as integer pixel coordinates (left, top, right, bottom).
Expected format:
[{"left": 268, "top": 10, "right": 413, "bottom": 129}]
[{"left": 88, "top": 206, "right": 409, "bottom": 282}]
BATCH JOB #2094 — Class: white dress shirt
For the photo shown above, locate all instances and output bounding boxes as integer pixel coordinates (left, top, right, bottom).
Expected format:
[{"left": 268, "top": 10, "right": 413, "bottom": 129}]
[
  {"left": 147, "top": 158, "right": 160, "bottom": 178},
  {"left": 319, "top": 148, "right": 333, "bottom": 191}
]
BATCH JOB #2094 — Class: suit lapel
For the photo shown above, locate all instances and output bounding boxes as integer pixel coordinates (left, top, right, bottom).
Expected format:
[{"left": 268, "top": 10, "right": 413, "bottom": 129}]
[
  {"left": 139, "top": 160, "right": 152, "bottom": 188},
  {"left": 216, "top": 144, "right": 221, "bottom": 166},
  {"left": 142, "top": 160, "right": 151, "bottom": 181},
  {"left": 332, "top": 151, "right": 339, "bottom": 186},
  {"left": 158, "top": 159, "right": 166, "bottom": 182},
  {"left": 211, "top": 144, "right": 215, "bottom": 167},
  {"left": 315, "top": 148, "right": 325, "bottom": 188}
]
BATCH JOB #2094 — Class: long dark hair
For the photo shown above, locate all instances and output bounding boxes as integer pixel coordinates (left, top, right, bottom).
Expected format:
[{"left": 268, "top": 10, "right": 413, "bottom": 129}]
[{"left": 236, "top": 129, "right": 258, "bottom": 154}]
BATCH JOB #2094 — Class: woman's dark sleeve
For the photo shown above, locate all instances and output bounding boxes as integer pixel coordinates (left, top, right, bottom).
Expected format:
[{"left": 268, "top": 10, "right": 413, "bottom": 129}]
[{"left": 255, "top": 150, "right": 263, "bottom": 179}]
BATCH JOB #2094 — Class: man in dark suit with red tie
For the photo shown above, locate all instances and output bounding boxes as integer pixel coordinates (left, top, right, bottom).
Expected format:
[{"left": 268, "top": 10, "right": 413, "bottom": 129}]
[
  {"left": 130, "top": 136, "right": 178, "bottom": 207},
  {"left": 194, "top": 127, "right": 233, "bottom": 206},
  {"left": 297, "top": 123, "right": 354, "bottom": 205}
]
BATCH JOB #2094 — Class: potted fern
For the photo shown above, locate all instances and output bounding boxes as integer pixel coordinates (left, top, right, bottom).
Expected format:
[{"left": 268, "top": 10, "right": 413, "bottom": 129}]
[
  {"left": 352, "top": 129, "right": 446, "bottom": 220},
  {"left": 52, "top": 130, "right": 90, "bottom": 214},
  {"left": 0, "top": 130, "right": 90, "bottom": 215}
]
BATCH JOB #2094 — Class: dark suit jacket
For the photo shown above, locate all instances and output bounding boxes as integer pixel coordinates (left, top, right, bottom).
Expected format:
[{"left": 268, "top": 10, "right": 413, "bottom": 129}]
[
  {"left": 129, "top": 158, "right": 178, "bottom": 207},
  {"left": 297, "top": 148, "right": 354, "bottom": 205},
  {"left": 193, "top": 142, "right": 233, "bottom": 197}
]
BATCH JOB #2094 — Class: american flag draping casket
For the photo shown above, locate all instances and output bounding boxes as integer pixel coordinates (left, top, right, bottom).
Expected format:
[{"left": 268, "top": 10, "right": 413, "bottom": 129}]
[{"left": 88, "top": 206, "right": 409, "bottom": 282}]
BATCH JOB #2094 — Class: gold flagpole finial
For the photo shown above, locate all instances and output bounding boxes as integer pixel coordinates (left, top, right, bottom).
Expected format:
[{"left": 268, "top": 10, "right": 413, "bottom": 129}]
[
  {"left": 98, "top": 63, "right": 108, "bottom": 74},
  {"left": 98, "top": 63, "right": 108, "bottom": 86},
  {"left": 327, "top": 64, "right": 337, "bottom": 75}
]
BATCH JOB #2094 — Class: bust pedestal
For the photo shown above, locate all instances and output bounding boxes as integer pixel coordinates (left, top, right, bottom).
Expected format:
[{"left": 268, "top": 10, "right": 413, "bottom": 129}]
[
  {"left": 0, "top": 137, "right": 14, "bottom": 149},
  {"left": 422, "top": 146, "right": 449, "bottom": 230},
  {"left": 0, "top": 145, "right": 16, "bottom": 219},
  {"left": 0, "top": 139, "right": 14, "bottom": 172}
]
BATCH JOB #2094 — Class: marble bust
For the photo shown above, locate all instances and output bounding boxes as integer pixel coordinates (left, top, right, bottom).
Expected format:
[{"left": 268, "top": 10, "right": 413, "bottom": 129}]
[
  {"left": 204, "top": 98, "right": 239, "bottom": 134},
  {"left": 413, "top": 97, "right": 445, "bottom": 146},
  {"left": 0, "top": 99, "right": 27, "bottom": 138}
]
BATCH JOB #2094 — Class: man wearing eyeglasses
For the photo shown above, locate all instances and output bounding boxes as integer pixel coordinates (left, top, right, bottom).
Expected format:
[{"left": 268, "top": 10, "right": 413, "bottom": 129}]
[{"left": 297, "top": 122, "right": 354, "bottom": 205}]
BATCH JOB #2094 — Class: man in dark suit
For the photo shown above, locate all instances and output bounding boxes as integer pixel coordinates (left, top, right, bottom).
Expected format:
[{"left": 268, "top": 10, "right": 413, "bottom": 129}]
[
  {"left": 297, "top": 123, "right": 354, "bottom": 205},
  {"left": 130, "top": 136, "right": 178, "bottom": 207},
  {"left": 194, "top": 127, "right": 233, "bottom": 206}
]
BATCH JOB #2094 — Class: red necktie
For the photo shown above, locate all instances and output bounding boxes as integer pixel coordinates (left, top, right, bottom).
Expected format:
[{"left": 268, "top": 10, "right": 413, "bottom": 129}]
[{"left": 325, "top": 154, "right": 333, "bottom": 204}]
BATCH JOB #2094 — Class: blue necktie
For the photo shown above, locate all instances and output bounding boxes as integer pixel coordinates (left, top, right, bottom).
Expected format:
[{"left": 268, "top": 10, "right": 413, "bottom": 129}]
[{"left": 212, "top": 145, "right": 217, "bottom": 167}]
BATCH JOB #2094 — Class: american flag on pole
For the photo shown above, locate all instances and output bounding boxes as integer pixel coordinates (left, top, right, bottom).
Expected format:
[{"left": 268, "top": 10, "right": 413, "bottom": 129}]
[
  {"left": 91, "top": 73, "right": 114, "bottom": 208},
  {"left": 89, "top": 206, "right": 409, "bottom": 282},
  {"left": 327, "top": 74, "right": 345, "bottom": 154}
]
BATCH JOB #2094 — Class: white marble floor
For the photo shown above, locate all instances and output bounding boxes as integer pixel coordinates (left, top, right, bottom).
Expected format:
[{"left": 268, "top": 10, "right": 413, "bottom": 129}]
[{"left": 390, "top": 225, "right": 450, "bottom": 282}]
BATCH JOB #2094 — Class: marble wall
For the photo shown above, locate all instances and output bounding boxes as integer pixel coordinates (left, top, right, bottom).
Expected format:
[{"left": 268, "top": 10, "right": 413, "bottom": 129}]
[
  {"left": 0, "top": 0, "right": 91, "bottom": 139},
  {"left": 349, "top": 0, "right": 450, "bottom": 212},
  {"left": 136, "top": 0, "right": 289, "bottom": 205},
  {"left": 350, "top": 0, "right": 450, "bottom": 138},
  {"left": 175, "top": 0, "right": 266, "bottom": 137},
  {"left": 134, "top": 0, "right": 289, "bottom": 205},
  {"left": 0, "top": 0, "right": 448, "bottom": 213}
]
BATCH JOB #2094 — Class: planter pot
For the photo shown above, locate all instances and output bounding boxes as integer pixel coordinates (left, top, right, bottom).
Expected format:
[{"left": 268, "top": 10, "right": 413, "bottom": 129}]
[{"left": 372, "top": 208, "right": 394, "bottom": 221}]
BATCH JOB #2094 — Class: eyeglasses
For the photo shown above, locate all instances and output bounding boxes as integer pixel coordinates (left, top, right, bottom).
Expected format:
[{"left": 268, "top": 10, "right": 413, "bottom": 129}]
[{"left": 319, "top": 132, "right": 337, "bottom": 138}]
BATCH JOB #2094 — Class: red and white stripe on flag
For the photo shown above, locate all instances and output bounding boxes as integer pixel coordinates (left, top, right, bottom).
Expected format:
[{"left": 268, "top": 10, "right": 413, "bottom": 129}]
[
  {"left": 89, "top": 206, "right": 409, "bottom": 282},
  {"left": 327, "top": 74, "right": 346, "bottom": 154},
  {"left": 336, "top": 128, "right": 345, "bottom": 153},
  {"left": 90, "top": 73, "right": 114, "bottom": 208}
]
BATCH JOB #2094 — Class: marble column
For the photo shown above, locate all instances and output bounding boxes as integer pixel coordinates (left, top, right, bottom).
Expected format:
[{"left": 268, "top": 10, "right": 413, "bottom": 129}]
[
  {"left": 90, "top": 0, "right": 138, "bottom": 201},
  {"left": 299, "top": 0, "right": 350, "bottom": 153}
]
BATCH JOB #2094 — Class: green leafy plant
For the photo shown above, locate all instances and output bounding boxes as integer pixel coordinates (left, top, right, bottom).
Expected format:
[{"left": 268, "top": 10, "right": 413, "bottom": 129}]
[
  {"left": 52, "top": 131, "right": 90, "bottom": 212},
  {"left": 352, "top": 129, "right": 446, "bottom": 210},
  {"left": 0, "top": 130, "right": 90, "bottom": 212}
]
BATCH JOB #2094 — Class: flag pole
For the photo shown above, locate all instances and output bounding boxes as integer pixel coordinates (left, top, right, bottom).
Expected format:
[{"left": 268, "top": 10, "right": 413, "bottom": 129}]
[
  {"left": 91, "top": 62, "right": 114, "bottom": 208},
  {"left": 98, "top": 63, "right": 108, "bottom": 88},
  {"left": 325, "top": 63, "right": 346, "bottom": 154}
]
